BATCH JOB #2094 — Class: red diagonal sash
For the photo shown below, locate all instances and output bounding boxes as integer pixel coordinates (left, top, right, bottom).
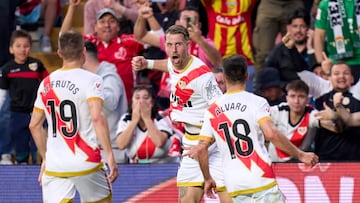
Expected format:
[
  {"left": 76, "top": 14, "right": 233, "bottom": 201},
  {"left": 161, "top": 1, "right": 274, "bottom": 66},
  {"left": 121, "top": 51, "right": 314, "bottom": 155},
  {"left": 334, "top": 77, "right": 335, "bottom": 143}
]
[
  {"left": 276, "top": 112, "right": 310, "bottom": 159},
  {"left": 208, "top": 103, "right": 275, "bottom": 179},
  {"left": 40, "top": 76, "right": 101, "bottom": 163},
  {"left": 170, "top": 65, "right": 210, "bottom": 111}
]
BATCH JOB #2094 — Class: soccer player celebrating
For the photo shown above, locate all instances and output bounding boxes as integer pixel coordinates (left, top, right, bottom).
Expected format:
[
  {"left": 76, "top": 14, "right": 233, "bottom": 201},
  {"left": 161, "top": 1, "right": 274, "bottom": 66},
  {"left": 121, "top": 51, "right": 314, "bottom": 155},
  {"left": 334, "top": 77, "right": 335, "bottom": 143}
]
[{"left": 186, "top": 54, "right": 318, "bottom": 202}]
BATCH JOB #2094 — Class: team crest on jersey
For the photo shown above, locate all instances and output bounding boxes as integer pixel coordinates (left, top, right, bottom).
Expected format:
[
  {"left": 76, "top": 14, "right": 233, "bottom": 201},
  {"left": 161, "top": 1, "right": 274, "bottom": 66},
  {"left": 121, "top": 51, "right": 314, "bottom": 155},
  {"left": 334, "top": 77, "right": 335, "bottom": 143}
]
[
  {"left": 177, "top": 80, "right": 186, "bottom": 89},
  {"left": 114, "top": 47, "right": 127, "bottom": 60},
  {"left": 28, "top": 63, "right": 38, "bottom": 71},
  {"left": 297, "top": 126, "right": 307, "bottom": 136}
]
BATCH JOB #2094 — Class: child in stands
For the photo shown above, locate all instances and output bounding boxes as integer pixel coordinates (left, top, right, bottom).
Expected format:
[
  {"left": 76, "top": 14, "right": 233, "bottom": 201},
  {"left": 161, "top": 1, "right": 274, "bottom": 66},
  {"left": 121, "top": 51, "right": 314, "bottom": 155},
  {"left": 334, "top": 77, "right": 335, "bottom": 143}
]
[{"left": 0, "top": 29, "right": 48, "bottom": 164}]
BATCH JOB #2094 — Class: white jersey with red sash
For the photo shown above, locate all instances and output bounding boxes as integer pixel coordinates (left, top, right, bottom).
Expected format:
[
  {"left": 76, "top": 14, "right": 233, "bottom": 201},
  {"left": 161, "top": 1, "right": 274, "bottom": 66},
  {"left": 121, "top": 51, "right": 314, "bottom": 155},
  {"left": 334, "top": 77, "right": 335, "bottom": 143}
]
[
  {"left": 116, "top": 113, "right": 176, "bottom": 163},
  {"left": 168, "top": 55, "right": 222, "bottom": 146},
  {"left": 33, "top": 68, "right": 104, "bottom": 176},
  {"left": 199, "top": 90, "right": 277, "bottom": 197},
  {"left": 268, "top": 102, "right": 319, "bottom": 162}
]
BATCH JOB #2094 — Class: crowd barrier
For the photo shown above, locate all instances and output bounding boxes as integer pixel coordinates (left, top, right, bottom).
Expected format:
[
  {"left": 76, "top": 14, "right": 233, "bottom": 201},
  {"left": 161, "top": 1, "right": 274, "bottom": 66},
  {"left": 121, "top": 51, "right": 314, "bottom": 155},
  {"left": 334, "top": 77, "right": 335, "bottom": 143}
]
[{"left": 1, "top": 162, "right": 359, "bottom": 202}]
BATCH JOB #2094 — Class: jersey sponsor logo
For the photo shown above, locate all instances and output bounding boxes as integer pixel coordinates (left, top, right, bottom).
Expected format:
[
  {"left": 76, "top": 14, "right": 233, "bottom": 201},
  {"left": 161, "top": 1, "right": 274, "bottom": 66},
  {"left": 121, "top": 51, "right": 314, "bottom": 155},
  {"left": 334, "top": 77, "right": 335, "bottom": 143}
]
[{"left": 28, "top": 62, "right": 38, "bottom": 71}]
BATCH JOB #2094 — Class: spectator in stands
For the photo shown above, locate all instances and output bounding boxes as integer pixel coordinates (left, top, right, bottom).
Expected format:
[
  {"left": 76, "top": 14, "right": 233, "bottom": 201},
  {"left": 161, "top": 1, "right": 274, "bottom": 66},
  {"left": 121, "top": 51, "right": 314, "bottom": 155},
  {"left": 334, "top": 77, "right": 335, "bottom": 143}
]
[
  {"left": 265, "top": 8, "right": 317, "bottom": 86},
  {"left": 83, "top": 41, "right": 129, "bottom": 163},
  {"left": 135, "top": 0, "right": 180, "bottom": 109},
  {"left": 18, "top": 0, "right": 59, "bottom": 52},
  {"left": 135, "top": 5, "right": 222, "bottom": 68},
  {"left": 268, "top": 80, "right": 338, "bottom": 163},
  {"left": 255, "top": 67, "right": 286, "bottom": 106},
  {"left": 0, "top": 0, "right": 23, "bottom": 66},
  {"left": 253, "top": 0, "right": 304, "bottom": 73},
  {"left": 61, "top": 0, "right": 144, "bottom": 102},
  {"left": 313, "top": 62, "right": 360, "bottom": 161},
  {"left": 115, "top": 85, "right": 179, "bottom": 163},
  {"left": 0, "top": 0, "right": 24, "bottom": 165},
  {"left": 84, "top": 0, "right": 138, "bottom": 35},
  {"left": 0, "top": 30, "right": 48, "bottom": 164},
  {"left": 201, "top": 0, "right": 257, "bottom": 92},
  {"left": 314, "top": 0, "right": 360, "bottom": 82},
  {"left": 134, "top": 5, "right": 222, "bottom": 108}
]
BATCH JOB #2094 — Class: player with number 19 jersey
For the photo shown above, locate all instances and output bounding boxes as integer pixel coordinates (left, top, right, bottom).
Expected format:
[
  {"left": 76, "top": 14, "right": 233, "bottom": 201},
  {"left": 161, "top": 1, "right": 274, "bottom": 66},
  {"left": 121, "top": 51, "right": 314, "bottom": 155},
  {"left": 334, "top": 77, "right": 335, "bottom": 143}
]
[
  {"left": 199, "top": 90, "right": 277, "bottom": 197},
  {"left": 33, "top": 68, "right": 104, "bottom": 176}
]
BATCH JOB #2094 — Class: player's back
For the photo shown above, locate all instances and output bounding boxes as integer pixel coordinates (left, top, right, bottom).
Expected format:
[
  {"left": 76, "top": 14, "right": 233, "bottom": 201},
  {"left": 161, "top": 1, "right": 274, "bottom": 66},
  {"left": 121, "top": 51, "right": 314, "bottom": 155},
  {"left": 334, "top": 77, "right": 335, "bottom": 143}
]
[
  {"left": 35, "top": 68, "right": 104, "bottom": 175},
  {"left": 207, "top": 90, "right": 276, "bottom": 193}
]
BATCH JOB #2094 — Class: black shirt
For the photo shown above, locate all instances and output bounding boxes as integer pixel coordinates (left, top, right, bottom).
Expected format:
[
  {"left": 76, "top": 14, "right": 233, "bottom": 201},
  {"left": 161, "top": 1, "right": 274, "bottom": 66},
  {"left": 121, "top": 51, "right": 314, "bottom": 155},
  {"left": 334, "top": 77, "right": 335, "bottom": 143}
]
[
  {"left": 0, "top": 57, "right": 47, "bottom": 112},
  {"left": 315, "top": 90, "right": 360, "bottom": 161}
]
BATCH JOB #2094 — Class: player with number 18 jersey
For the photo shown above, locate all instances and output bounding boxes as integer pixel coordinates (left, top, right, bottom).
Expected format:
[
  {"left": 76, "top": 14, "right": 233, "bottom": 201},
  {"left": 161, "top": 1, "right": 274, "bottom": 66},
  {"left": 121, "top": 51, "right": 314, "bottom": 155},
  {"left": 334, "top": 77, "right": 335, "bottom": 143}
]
[{"left": 199, "top": 90, "right": 278, "bottom": 197}]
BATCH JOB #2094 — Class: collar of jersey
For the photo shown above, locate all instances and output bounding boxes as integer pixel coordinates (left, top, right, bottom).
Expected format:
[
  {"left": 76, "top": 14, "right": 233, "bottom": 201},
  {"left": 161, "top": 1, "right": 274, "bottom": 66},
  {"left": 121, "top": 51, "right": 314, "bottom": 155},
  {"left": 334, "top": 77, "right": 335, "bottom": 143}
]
[
  {"left": 173, "top": 55, "right": 194, "bottom": 74},
  {"left": 59, "top": 67, "right": 79, "bottom": 71},
  {"left": 225, "top": 89, "right": 245, "bottom": 94}
]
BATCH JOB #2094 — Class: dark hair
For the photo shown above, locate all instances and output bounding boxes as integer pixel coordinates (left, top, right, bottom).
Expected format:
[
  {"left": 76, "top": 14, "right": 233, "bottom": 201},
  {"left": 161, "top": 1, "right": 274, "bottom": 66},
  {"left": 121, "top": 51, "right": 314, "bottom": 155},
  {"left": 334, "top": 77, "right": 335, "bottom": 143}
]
[
  {"left": 84, "top": 41, "right": 98, "bottom": 59},
  {"left": 178, "top": 6, "right": 199, "bottom": 20},
  {"left": 285, "top": 80, "right": 309, "bottom": 95},
  {"left": 212, "top": 66, "right": 224, "bottom": 74},
  {"left": 10, "top": 30, "right": 32, "bottom": 46},
  {"left": 165, "top": 25, "right": 190, "bottom": 42},
  {"left": 287, "top": 8, "right": 310, "bottom": 27},
  {"left": 128, "top": 85, "right": 158, "bottom": 118},
  {"left": 223, "top": 54, "right": 248, "bottom": 84},
  {"left": 58, "top": 30, "right": 84, "bottom": 61}
]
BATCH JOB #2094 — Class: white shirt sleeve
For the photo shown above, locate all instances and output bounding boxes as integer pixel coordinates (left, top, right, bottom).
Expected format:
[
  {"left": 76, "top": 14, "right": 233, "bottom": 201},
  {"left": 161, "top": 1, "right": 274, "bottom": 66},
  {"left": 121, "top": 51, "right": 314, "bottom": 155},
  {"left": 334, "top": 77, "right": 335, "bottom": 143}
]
[{"left": 297, "top": 70, "right": 332, "bottom": 99}]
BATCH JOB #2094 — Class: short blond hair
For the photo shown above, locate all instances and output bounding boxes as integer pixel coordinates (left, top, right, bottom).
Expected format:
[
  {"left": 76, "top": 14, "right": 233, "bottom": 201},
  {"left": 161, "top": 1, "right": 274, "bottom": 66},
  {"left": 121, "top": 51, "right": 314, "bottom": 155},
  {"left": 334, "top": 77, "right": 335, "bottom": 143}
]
[{"left": 58, "top": 30, "right": 84, "bottom": 61}]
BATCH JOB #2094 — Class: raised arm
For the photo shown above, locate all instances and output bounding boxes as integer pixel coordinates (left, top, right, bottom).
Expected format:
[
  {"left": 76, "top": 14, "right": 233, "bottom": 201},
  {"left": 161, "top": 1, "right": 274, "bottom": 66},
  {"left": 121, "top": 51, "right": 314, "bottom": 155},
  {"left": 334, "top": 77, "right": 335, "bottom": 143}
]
[
  {"left": 104, "top": 0, "right": 139, "bottom": 22},
  {"left": 188, "top": 23, "right": 222, "bottom": 68},
  {"left": 133, "top": 5, "right": 161, "bottom": 47},
  {"left": 60, "top": 0, "right": 81, "bottom": 33},
  {"left": 314, "top": 28, "right": 326, "bottom": 63}
]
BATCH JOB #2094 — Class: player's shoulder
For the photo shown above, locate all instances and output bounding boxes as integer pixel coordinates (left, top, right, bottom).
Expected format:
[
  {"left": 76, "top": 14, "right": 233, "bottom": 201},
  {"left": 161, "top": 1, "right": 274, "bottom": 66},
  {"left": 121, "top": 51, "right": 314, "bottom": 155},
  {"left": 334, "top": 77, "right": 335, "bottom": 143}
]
[{"left": 245, "top": 91, "right": 269, "bottom": 104}]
